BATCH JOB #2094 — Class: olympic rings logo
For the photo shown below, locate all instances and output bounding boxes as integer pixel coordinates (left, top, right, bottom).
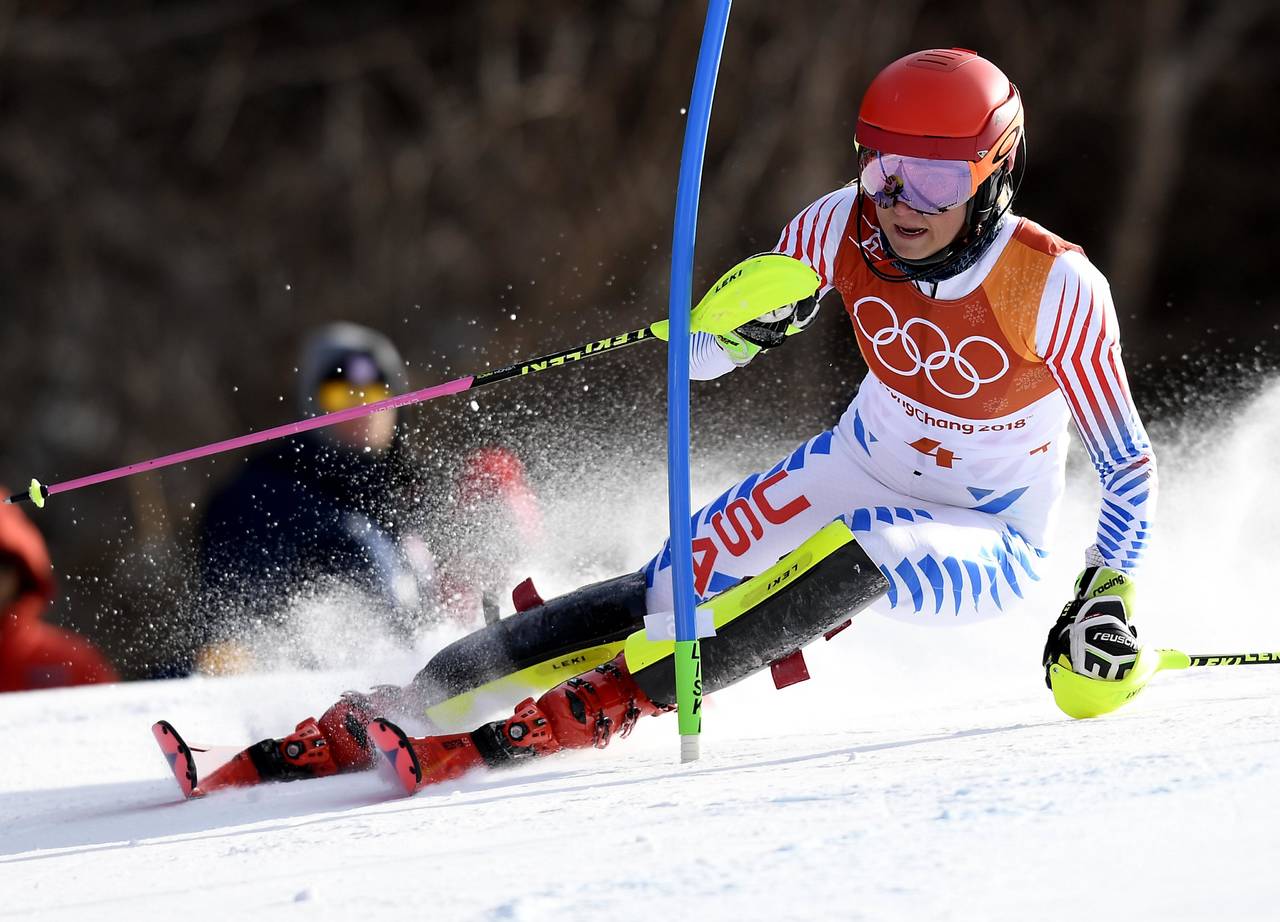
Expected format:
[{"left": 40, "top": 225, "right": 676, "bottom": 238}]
[{"left": 852, "top": 297, "right": 1010, "bottom": 399}]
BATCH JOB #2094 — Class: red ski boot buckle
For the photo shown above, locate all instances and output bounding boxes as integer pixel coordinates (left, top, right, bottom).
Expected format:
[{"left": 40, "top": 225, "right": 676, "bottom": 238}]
[
  {"left": 824, "top": 619, "right": 852, "bottom": 642},
  {"left": 512, "top": 577, "right": 545, "bottom": 613},
  {"left": 770, "top": 649, "right": 810, "bottom": 690}
]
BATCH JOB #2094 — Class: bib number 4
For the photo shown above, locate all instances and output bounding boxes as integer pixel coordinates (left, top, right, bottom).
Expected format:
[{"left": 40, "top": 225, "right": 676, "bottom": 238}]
[{"left": 909, "top": 437, "right": 961, "bottom": 469}]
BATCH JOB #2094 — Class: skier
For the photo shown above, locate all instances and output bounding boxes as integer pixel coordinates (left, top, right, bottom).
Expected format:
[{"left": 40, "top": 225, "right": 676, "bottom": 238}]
[{"left": 162, "top": 49, "right": 1155, "bottom": 795}]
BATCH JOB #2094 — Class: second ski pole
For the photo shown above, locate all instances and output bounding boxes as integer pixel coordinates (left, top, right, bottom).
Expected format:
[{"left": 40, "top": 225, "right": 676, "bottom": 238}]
[{"left": 7, "top": 252, "right": 818, "bottom": 509}]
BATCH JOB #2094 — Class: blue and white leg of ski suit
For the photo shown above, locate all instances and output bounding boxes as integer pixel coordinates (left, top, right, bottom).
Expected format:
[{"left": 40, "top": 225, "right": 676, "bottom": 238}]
[{"left": 642, "top": 407, "right": 1055, "bottom": 624}]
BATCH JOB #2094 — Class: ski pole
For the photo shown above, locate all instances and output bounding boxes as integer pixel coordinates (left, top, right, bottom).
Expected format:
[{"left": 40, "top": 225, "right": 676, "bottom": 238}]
[
  {"left": 1050, "top": 647, "right": 1280, "bottom": 719},
  {"left": 5, "top": 252, "right": 817, "bottom": 509},
  {"left": 1177, "top": 652, "right": 1280, "bottom": 666}
]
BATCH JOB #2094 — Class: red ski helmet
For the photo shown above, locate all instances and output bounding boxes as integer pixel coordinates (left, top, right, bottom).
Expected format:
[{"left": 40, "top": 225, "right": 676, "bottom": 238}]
[
  {"left": 853, "top": 49, "right": 1025, "bottom": 279},
  {"left": 855, "top": 48, "right": 1023, "bottom": 197}
]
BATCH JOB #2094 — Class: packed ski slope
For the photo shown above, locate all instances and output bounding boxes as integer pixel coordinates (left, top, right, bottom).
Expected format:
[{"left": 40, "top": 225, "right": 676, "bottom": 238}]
[{"left": 3, "top": 381, "right": 1279, "bottom": 922}]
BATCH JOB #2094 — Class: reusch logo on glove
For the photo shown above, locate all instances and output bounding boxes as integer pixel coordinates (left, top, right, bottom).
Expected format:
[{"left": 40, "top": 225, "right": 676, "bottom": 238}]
[{"left": 1093, "top": 631, "right": 1138, "bottom": 649}]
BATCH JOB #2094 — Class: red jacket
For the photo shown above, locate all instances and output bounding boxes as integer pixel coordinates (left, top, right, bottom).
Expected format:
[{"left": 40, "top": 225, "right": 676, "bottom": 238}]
[{"left": 0, "top": 498, "right": 118, "bottom": 692}]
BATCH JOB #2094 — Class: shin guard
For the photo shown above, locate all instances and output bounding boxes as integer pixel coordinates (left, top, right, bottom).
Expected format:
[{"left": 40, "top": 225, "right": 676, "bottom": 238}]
[
  {"left": 627, "top": 521, "right": 888, "bottom": 708},
  {"left": 408, "top": 572, "right": 648, "bottom": 710}
]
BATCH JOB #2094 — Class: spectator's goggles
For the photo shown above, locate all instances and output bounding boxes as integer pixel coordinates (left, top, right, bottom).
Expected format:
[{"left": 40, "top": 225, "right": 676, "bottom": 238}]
[
  {"left": 857, "top": 148, "right": 976, "bottom": 215},
  {"left": 316, "top": 379, "right": 392, "bottom": 413}
]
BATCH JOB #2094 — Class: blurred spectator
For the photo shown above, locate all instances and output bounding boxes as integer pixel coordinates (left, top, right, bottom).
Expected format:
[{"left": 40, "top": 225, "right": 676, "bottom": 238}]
[
  {"left": 0, "top": 495, "right": 118, "bottom": 692},
  {"left": 191, "top": 322, "right": 542, "bottom": 673}
]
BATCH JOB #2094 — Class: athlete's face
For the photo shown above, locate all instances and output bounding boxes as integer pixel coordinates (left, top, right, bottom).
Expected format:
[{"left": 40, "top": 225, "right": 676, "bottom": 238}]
[{"left": 876, "top": 199, "right": 968, "bottom": 261}]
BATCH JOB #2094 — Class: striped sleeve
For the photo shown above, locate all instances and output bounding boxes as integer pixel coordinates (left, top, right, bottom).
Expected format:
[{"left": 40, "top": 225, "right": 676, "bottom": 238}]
[
  {"left": 773, "top": 186, "right": 857, "bottom": 299},
  {"left": 1038, "top": 252, "right": 1157, "bottom": 573}
]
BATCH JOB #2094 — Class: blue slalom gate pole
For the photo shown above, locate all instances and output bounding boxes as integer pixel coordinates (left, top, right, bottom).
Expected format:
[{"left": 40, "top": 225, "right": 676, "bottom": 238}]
[{"left": 666, "top": 0, "right": 732, "bottom": 763}]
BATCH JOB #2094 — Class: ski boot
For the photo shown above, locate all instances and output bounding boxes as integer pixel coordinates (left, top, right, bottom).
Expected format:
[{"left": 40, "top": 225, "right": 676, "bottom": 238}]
[
  {"left": 195, "top": 687, "right": 398, "bottom": 795},
  {"left": 369, "top": 652, "right": 668, "bottom": 794}
]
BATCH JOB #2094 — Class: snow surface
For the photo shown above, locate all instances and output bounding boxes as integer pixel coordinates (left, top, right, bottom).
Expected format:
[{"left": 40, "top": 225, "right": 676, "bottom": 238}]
[{"left": 3, "top": 382, "right": 1279, "bottom": 922}]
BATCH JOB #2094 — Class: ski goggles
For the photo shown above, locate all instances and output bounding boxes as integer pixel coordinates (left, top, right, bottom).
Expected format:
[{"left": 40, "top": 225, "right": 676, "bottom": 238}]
[
  {"left": 858, "top": 148, "right": 976, "bottom": 215},
  {"left": 316, "top": 379, "right": 392, "bottom": 413}
]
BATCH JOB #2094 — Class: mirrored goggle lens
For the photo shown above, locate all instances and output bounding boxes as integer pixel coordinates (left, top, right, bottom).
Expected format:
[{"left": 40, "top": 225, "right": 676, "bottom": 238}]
[
  {"left": 858, "top": 151, "right": 974, "bottom": 215},
  {"left": 316, "top": 380, "right": 392, "bottom": 413}
]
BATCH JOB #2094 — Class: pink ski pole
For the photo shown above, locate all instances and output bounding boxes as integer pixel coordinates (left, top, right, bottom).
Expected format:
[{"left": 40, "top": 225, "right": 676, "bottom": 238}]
[
  {"left": 5, "top": 252, "right": 819, "bottom": 508},
  {"left": 5, "top": 326, "right": 660, "bottom": 508}
]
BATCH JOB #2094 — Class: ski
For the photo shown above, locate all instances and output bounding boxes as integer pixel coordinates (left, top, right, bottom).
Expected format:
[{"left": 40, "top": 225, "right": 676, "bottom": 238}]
[
  {"left": 152, "top": 720, "right": 200, "bottom": 798},
  {"left": 151, "top": 720, "right": 244, "bottom": 798},
  {"left": 366, "top": 718, "right": 424, "bottom": 795}
]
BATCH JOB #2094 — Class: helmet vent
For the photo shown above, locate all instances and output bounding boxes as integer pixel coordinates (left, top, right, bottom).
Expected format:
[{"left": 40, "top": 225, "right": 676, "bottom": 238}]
[{"left": 908, "top": 49, "right": 970, "bottom": 72}]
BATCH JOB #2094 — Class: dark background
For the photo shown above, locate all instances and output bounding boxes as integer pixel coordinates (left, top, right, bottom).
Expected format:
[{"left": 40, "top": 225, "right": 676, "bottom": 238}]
[{"left": 1, "top": 0, "right": 1277, "bottom": 677}]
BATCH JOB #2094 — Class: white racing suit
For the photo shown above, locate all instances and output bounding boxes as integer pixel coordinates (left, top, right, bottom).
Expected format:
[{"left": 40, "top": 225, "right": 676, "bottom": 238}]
[{"left": 646, "top": 186, "right": 1157, "bottom": 623}]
